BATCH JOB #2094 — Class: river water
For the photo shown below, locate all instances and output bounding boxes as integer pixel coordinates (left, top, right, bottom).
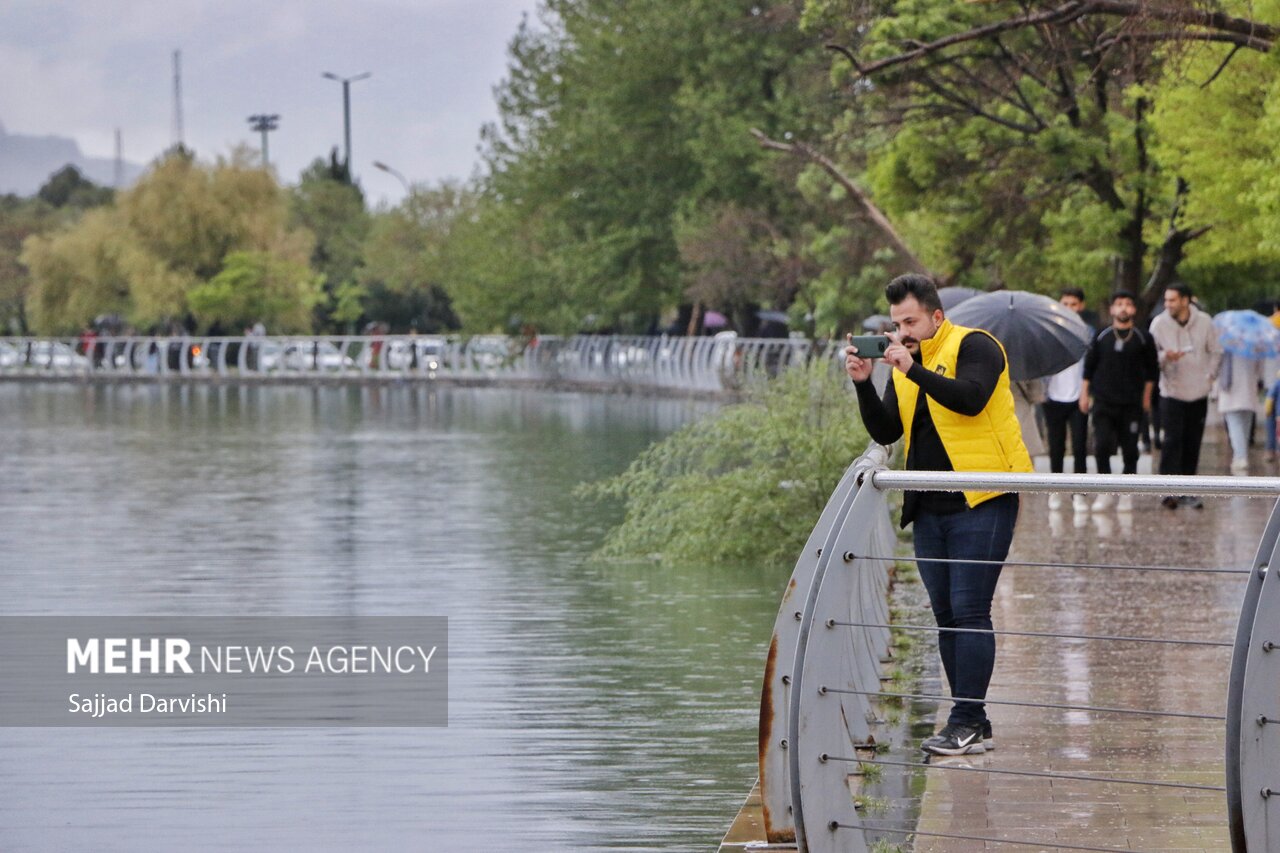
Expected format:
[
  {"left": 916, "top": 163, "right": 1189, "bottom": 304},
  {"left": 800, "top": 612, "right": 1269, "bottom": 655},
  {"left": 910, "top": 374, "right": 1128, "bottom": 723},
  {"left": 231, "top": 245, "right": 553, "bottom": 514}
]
[{"left": 0, "top": 383, "right": 785, "bottom": 851}]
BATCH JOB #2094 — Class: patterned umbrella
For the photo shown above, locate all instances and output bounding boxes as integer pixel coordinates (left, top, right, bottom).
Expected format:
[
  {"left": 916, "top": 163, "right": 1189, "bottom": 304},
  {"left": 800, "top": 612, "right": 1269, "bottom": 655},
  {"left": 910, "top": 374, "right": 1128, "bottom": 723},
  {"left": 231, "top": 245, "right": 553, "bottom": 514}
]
[
  {"left": 947, "top": 290, "right": 1092, "bottom": 380},
  {"left": 1213, "top": 310, "right": 1280, "bottom": 359}
]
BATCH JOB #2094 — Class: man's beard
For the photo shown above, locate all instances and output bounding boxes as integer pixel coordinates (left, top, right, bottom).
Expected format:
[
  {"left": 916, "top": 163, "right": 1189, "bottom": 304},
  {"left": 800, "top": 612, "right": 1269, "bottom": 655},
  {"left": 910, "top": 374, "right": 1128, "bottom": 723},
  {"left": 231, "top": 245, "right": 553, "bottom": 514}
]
[{"left": 1113, "top": 312, "right": 1133, "bottom": 324}]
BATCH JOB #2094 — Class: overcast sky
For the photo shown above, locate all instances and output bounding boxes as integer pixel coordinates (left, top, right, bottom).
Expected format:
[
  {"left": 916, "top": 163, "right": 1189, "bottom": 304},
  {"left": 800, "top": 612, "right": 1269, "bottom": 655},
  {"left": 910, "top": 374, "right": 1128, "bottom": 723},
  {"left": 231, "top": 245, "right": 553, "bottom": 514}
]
[{"left": 0, "top": 0, "right": 538, "bottom": 204}]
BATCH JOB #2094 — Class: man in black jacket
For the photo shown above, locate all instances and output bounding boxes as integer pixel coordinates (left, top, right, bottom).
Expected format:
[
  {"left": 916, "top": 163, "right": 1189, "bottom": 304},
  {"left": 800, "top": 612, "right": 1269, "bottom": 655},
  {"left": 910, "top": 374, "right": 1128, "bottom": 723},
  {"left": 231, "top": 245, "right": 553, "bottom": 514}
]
[{"left": 1079, "top": 291, "right": 1158, "bottom": 511}]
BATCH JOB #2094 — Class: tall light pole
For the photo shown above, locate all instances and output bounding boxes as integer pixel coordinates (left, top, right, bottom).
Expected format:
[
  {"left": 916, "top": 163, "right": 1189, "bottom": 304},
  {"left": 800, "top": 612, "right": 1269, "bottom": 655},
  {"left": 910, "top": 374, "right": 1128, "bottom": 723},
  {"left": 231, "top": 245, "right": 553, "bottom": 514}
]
[
  {"left": 373, "top": 160, "right": 410, "bottom": 194},
  {"left": 321, "top": 71, "right": 371, "bottom": 175},
  {"left": 247, "top": 114, "right": 280, "bottom": 165}
]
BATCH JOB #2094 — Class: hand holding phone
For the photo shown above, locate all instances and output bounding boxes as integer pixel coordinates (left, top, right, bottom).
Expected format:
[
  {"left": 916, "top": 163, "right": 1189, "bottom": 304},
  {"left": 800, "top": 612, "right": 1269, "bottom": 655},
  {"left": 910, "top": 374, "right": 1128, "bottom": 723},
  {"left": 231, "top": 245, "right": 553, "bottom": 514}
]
[
  {"left": 844, "top": 333, "right": 885, "bottom": 383},
  {"left": 846, "top": 334, "right": 890, "bottom": 359}
]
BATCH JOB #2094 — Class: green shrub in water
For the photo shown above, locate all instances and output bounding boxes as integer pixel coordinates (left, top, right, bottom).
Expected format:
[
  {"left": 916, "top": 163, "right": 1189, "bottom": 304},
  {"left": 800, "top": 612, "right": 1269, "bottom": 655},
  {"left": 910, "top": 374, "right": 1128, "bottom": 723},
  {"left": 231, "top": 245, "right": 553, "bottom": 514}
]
[{"left": 581, "top": 362, "right": 870, "bottom": 566}]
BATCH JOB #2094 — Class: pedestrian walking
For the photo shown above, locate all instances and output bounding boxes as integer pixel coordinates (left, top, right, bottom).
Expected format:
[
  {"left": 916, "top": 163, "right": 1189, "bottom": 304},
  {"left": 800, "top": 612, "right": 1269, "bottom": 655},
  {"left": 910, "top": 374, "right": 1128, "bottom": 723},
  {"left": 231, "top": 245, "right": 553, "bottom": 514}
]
[
  {"left": 1079, "top": 291, "right": 1157, "bottom": 511},
  {"left": 1217, "top": 353, "right": 1263, "bottom": 473},
  {"left": 1042, "top": 288, "right": 1090, "bottom": 512},
  {"left": 1150, "top": 284, "right": 1223, "bottom": 508},
  {"left": 846, "top": 274, "right": 1031, "bottom": 756}
]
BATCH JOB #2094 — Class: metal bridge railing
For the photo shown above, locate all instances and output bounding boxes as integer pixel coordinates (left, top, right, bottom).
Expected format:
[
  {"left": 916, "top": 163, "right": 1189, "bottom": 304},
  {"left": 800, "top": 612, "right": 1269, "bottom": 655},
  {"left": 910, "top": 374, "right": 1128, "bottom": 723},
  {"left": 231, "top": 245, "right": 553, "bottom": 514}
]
[
  {"left": 0, "top": 334, "right": 838, "bottom": 393},
  {"left": 758, "top": 446, "right": 1280, "bottom": 852}
]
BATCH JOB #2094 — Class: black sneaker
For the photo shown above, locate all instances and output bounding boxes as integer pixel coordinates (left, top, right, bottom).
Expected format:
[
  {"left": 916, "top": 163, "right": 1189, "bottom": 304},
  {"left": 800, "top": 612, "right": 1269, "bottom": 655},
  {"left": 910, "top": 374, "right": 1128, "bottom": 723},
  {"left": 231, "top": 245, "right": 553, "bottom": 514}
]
[
  {"left": 1161, "top": 496, "right": 1180, "bottom": 509},
  {"left": 922, "top": 722, "right": 986, "bottom": 756},
  {"left": 982, "top": 720, "right": 994, "bottom": 751},
  {"left": 1180, "top": 495, "right": 1204, "bottom": 509}
]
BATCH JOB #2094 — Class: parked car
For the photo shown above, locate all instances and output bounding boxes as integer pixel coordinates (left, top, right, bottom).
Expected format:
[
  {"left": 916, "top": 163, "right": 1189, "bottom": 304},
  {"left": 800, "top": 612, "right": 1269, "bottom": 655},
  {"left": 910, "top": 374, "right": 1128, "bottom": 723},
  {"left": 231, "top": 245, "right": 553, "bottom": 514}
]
[
  {"left": 0, "top": 341, "right": 18, "bottom": 368},
  {"left": 466, "top": 335, "right": 512, "bottom": 372},
  {"left": 24, "top": 341, "right": 91, "bottom": 370},
  {"left": 385, "top": 337, "right": 447, "bottom": 372},
  {"left": 279, "top": 341, "right": 355, "bottom": 371}
]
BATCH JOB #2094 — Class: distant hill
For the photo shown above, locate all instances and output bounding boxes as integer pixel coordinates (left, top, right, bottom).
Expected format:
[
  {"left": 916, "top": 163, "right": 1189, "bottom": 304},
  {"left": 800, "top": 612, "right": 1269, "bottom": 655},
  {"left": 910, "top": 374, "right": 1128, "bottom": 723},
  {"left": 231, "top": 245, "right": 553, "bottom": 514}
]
[{"left": 0, "top": 120, "right": 145, "bottom": 196}]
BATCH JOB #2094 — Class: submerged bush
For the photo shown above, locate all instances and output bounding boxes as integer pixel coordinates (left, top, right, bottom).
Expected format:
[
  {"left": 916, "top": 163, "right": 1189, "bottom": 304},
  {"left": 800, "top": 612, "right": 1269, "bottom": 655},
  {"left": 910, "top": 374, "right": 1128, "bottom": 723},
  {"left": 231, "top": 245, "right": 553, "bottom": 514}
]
[{"left": 583, "top": 361, "right": 872, "bottom": 566}]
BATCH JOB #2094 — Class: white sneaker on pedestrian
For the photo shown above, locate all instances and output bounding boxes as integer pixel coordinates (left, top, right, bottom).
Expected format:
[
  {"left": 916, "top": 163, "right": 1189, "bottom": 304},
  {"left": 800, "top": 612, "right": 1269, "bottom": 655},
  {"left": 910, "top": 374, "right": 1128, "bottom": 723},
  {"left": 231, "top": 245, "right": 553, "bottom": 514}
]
[
  {"left": 1048, "top": 492, "right": 1063, "bottom": 510},
  {"left": 1231, "top": 458, "right": 1249, "bottom": 474},
  {"left": 1117, "top": 494, "right": 1133, "bottom": 512},
  {"left": 1072, "top": 494, "right": 1089, "bottom": 513},
  {"left": 1092, "top": 493, "right": 1114, "bottom": 511}
]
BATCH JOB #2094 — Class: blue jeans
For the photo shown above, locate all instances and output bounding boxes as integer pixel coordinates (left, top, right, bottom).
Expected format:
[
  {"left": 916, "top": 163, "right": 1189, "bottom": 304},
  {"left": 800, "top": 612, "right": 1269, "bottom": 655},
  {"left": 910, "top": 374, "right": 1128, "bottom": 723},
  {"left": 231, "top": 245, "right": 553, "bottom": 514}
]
[
  {"left": 914, "top": 493, "right": 1019, "bottom": 727},
  {"left": 1224, "top": 410, "right": 1251, "bottom": 462}
]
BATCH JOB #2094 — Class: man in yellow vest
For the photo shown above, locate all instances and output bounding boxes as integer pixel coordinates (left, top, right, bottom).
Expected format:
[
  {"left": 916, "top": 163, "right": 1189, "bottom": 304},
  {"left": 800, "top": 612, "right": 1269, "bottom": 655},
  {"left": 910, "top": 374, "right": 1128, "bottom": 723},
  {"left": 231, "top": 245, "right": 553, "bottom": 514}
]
[{"left": 845, "top": 274, "right": 1032, "bottom": 756}]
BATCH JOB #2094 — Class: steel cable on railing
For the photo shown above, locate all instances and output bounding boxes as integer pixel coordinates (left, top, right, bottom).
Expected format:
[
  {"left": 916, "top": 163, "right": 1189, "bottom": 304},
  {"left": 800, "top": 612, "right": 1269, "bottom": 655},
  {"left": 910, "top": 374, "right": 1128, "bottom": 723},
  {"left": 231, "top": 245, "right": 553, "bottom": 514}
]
[
  {"left": 826, "top": 755, "right": 1227, "bottom": 792},
  {"left": 847, "top": 551, "right": 1254, "bottom": 574},
  {"left": 835, "top": 824, "right": 1167, "bottom": 853},
  {"left": 829, "top": 619, "right": 1234, "bottom": 647},
  {"left": 822, "top": 685, "right": 1224, "bottom": 721}
]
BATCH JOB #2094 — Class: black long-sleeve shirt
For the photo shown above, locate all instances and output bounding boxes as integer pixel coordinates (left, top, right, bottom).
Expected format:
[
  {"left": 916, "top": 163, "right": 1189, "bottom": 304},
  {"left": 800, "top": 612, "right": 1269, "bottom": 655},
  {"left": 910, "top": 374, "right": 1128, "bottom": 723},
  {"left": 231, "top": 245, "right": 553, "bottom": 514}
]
[
  {"left": 853, "top": 332, "right": 1006, "bottom": 526},
  {"left": 1082, "top": 326, "right": 1158, "bottom": 406}
]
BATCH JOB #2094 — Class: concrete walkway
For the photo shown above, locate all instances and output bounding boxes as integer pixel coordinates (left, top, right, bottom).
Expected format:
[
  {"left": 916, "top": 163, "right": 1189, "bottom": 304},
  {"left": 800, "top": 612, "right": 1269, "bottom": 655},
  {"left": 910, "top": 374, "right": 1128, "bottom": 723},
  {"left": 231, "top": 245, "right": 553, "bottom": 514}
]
[{"left": 914, "top": 430, "right": 1260, "bottom": 852}]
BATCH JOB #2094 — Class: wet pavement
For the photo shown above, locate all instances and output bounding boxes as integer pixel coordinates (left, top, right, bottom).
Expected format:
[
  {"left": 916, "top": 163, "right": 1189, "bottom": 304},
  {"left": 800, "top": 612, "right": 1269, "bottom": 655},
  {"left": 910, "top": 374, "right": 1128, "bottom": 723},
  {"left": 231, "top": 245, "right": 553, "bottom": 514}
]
[{"left": 913, "top": 427, "right": 1266, "bottom": 852}]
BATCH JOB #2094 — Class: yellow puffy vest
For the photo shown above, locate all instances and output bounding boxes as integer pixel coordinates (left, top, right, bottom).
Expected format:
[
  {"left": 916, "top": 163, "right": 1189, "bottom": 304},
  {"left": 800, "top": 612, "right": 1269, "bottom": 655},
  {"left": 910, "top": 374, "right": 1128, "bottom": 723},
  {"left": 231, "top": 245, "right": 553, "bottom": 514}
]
[{"left": 892, "top": 319, "right": 1033, "bottom": 508}]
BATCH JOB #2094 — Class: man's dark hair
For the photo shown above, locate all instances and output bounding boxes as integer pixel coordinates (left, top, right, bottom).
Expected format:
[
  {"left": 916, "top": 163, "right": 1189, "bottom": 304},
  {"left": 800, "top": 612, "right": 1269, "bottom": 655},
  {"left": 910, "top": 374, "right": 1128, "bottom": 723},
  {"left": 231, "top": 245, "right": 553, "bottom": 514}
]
[
  {"left": 1059, "top": 287, "right": 1085, "bottom": 301},
  {"left": 885, "top": 274, "right": 943, "bottom": 314},
  {"left": 1110, "top": 290, "right": 1137, "bottom": 305},
  {"left": 1166, "top": 282, "right": 1192, "bottom": 299}
]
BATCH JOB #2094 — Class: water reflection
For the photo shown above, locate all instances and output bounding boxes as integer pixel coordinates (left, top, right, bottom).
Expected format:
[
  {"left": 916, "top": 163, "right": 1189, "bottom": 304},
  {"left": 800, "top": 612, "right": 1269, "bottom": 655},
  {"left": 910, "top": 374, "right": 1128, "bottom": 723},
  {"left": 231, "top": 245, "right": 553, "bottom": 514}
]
[{"left": 0, "top": 383, "right": 781, "bottom": 851}]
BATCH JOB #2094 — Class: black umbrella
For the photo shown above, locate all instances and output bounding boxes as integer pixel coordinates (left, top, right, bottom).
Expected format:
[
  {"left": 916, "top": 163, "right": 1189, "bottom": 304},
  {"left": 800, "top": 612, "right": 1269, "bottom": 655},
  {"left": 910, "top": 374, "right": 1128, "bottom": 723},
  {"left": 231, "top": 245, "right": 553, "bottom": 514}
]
[
  {"left": 946, "top": 290, "right": 1092, "bottom": 380},
  {"left": 938, "top": 286, "right": 982, "bottom": 311}
]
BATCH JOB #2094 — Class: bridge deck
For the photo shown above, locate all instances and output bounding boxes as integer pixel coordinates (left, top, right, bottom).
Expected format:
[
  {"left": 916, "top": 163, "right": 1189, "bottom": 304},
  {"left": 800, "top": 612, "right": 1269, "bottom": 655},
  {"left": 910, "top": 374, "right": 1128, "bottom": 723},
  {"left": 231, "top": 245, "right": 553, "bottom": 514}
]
[{"left": 724, "top": 429, "right": 1257, "bottom": 852}]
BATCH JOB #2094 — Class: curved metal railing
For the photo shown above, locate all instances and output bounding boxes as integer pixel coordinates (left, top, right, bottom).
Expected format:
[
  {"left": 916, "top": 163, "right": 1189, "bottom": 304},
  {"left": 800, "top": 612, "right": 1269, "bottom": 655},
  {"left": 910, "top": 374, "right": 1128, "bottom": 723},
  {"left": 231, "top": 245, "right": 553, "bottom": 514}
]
[
  {"left": 0, "top": 334, "right": 836, "bottom": 393},
  {"left": 759, "top": 450, "right": 1280, "bottom": 852}
]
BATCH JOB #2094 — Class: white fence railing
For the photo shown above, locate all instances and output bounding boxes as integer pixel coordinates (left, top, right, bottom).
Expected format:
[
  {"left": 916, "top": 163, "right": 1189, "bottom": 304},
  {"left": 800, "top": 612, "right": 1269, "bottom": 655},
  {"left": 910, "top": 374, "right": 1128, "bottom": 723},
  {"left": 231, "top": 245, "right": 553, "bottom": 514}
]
[{"left": 0, "top": 334, "right": 837, "bottom": 393}]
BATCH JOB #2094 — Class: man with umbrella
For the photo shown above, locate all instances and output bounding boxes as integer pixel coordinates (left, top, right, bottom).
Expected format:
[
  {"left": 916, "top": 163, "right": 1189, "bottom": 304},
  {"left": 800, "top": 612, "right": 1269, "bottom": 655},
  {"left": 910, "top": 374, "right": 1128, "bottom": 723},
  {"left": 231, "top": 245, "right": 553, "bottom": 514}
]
[
  {"left": 845, "top": 274, "right": 1032, "bottom": 756},
  {"left": 1150, "top": 284, "right": 1222, "bottom": 508}
]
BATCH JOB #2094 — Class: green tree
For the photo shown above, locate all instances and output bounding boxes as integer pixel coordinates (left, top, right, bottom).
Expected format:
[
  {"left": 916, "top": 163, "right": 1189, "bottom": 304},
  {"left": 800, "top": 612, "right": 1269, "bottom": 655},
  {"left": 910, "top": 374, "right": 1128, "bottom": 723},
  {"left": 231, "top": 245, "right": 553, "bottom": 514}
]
[
  {"left": 793, "top": 0, "right": 1280, "bottom": 306},
  {"left": 187, "top": 248, "right": 324, "bottom": 333},
  {"left": 291, "top": 157, "right": 370, "bottom": 331},
  {"left": 581, "top": 361, "right": 868, "bottom": 566},
  {"left": 1148, "top": 5, "right": 1280, "bottom": 304},
  {"left": 359, "top": 182, "right": 465, "bottom": 332},
  {"left": 22, "top": 148, "right": 315, "bottom": 333},
  {"left": 37, "top": 165, "right": 114, "bottom": 209},
  {"left": 459, "top": 0, "right": 839, "bottom": 333}
]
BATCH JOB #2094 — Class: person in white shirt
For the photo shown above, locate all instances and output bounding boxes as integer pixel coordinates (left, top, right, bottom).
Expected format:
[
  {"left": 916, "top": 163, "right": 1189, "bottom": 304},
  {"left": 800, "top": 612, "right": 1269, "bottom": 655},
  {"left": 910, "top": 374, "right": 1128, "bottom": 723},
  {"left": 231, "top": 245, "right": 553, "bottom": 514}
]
[
  {"left": 1041, "top": 288, "right": 1090, "bottom": 512},
  {"left": 1149, "top": 283, "right": 1223, "bottom": 508}
]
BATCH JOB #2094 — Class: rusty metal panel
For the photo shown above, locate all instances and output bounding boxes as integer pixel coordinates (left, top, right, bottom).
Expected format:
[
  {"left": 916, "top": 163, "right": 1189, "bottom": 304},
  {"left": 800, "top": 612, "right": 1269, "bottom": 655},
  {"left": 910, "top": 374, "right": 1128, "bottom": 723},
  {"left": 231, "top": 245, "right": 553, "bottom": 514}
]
[
  {"left": 789, "top": 480, "right": 890, "bottom": 852},
  {"left": 1231, "top": 498, "right": 1280, "bottom": 852},
  {"left": 757, "top": 453, "right": 866, "bottom": 843}
]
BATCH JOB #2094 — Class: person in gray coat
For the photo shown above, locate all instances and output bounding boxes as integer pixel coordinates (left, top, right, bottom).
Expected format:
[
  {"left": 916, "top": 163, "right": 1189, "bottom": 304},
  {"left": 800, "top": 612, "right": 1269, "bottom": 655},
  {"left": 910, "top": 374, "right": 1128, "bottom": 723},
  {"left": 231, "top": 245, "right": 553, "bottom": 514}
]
[{"left": 1149, "top": 283, "right": 1223, "bottom": 508}]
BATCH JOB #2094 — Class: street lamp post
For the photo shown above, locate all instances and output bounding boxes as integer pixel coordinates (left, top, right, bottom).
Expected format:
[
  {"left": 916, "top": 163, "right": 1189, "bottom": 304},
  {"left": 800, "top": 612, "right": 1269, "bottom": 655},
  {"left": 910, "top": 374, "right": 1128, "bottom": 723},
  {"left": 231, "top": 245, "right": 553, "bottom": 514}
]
[
  {"left": 321, "top": 71, "right": 371, "bottom": 174},
  {"left": 373, "top": 161, "right": 410, "bottom": 194},
  {"left": 247, "top": 114, "right": 280, "bottom": 165}
]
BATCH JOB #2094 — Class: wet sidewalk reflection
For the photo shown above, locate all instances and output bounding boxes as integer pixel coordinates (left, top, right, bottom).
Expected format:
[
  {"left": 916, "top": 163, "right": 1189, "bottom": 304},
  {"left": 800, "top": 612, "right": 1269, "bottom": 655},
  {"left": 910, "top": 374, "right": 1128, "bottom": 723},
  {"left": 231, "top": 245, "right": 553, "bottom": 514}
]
[{"left": 915, "top": 435, "right": 1263, "bottom": 852}]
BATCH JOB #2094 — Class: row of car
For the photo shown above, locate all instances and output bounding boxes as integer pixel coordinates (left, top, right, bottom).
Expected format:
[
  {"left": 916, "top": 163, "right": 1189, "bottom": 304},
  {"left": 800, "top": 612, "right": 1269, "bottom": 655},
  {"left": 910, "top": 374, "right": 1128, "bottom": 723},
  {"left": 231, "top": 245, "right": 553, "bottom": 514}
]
[{"left": 0, "top": 336, "right": 513, "bottom": 374}]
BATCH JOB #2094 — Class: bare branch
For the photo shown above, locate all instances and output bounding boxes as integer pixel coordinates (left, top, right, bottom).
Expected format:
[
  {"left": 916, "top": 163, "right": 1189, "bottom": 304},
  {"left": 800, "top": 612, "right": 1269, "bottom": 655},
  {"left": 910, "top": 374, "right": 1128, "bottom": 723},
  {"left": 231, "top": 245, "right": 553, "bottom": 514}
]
[
  {"left": 1201, "top": 44, "right": 1242, "bottom": 88},
  {"left": 916, "top": 71, "right": 1043, "bottom": 134},
  {"left": 843, "top": 0, "right": 1274, "bottom": 81},
  {"left": 1093, "top": 30, "right": 1272, "bottom": 53},
  {"left": 749, "top": 128, "right": 931, "bottom": 276}
]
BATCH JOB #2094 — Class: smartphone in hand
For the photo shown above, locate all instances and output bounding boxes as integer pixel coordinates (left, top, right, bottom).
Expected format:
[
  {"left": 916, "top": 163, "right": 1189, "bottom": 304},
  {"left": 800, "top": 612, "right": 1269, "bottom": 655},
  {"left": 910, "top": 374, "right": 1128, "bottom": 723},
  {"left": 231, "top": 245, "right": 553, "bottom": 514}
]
[{"left": 846, "top": 334, "right": 890, "bottom": 359}]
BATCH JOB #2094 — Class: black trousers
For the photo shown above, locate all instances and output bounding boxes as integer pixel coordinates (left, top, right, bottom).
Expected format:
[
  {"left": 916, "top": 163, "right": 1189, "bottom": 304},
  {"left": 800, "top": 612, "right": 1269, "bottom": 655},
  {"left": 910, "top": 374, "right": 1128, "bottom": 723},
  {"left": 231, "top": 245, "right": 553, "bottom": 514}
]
[
  {"left": 1042, "top": 400, "right": 1087, "bottom": 474},
  {"left": 1093, "top": 402, "right": 1142, "bottom": 475},
  {"left": 1159, "top": 396, "right": 1209, "bottom": 476}
]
